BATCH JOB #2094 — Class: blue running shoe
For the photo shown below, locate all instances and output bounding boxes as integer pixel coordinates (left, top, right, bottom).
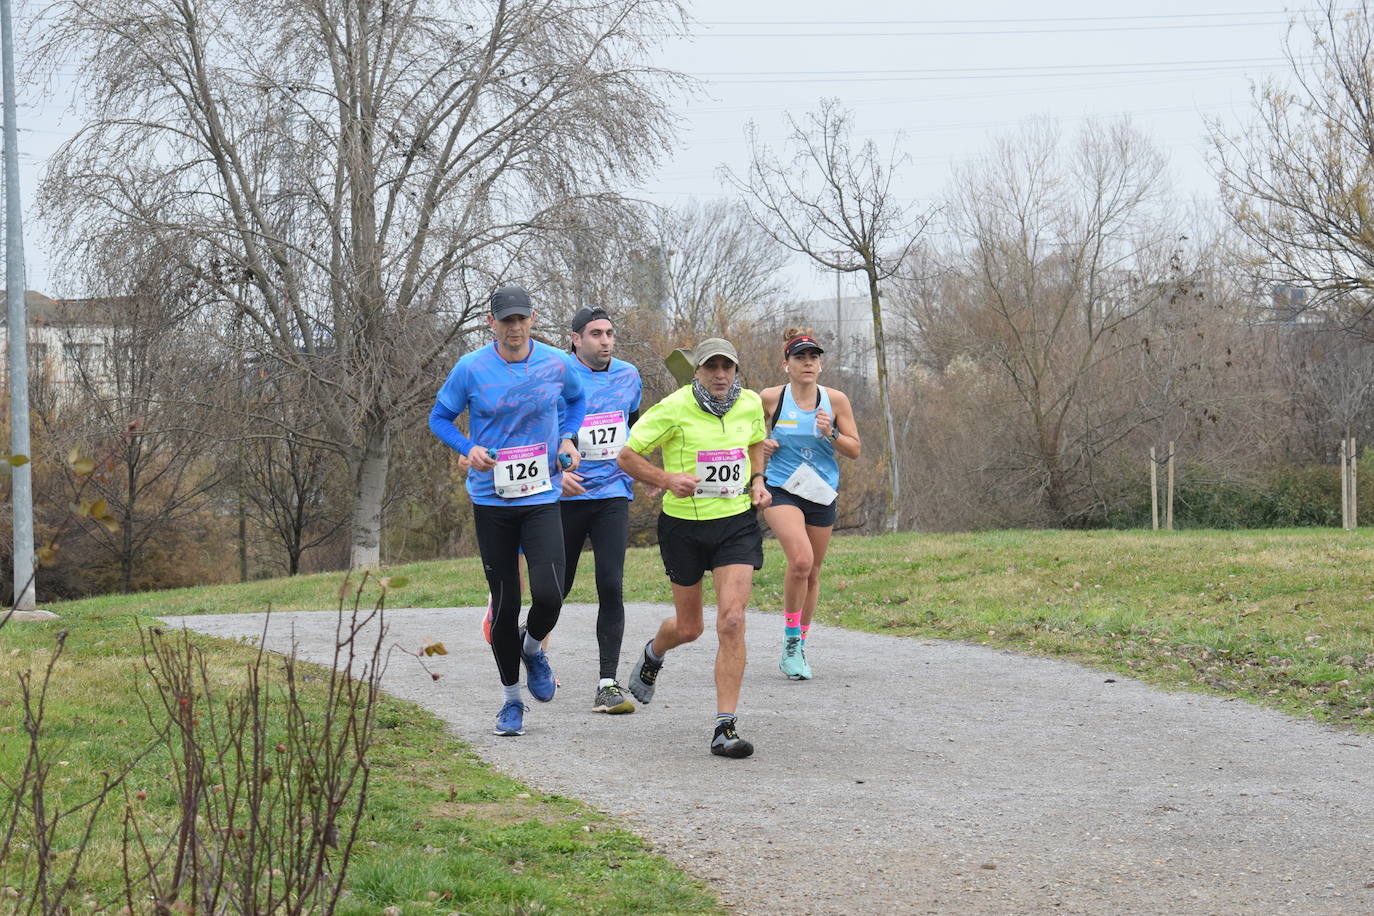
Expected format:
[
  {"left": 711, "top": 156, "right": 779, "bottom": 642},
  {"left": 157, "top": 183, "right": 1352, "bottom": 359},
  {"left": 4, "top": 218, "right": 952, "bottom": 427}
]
[
  {"left": 494, "top": 700, "right": 527, "bottom": 736},
  {"left": 521, "top": 629, "right": 557, "bottom": 702}
]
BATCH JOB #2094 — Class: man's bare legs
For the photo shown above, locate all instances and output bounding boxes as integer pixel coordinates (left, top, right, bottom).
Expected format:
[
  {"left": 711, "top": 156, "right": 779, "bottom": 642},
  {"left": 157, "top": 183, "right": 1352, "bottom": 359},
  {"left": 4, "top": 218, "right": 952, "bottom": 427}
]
[{"left": 645, "top": 563, "right": 753, "bottom": 714}]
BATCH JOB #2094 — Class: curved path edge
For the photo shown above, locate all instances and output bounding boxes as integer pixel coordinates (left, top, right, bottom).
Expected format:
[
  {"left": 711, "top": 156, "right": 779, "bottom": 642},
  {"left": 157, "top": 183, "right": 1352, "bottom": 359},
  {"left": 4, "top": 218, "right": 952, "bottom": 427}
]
[{"left": 161, "top": 603, "right": 1374, "bottom": 915}]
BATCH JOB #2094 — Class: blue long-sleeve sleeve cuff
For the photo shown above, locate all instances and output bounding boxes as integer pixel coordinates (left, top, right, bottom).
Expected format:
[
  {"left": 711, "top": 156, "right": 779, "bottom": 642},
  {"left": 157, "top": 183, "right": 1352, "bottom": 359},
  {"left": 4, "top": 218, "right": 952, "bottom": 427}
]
[
  {"left": 429, "top": 400, "right": 474, "bottom": 455},
  {"left": 561, "top": 390, "right": 587, "bottom": 439}
]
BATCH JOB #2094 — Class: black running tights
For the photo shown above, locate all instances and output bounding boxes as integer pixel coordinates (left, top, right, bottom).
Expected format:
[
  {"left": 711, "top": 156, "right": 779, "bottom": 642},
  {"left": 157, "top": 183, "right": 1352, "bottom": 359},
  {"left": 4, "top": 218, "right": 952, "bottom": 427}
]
[
  {"left": 560, "top": 497, "right": 629, "bottom": 680},
  {"left": 472, "top": 502, "right": 565, "bottom": 687}
]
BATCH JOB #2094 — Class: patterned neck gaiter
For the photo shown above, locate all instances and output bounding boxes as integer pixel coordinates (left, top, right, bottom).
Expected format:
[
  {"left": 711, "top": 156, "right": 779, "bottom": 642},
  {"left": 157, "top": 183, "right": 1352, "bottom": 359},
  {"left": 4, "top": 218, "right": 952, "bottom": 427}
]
[{"left": 692, "top": 378, "right": 742, "bottom": 417}]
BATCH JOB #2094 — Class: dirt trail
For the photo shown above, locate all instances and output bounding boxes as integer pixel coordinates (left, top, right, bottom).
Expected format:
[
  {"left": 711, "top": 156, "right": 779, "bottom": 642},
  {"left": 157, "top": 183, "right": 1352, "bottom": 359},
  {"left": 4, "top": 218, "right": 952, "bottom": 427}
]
[{"left": 163, "top": 603, "right": 1374, "bottom": 915}]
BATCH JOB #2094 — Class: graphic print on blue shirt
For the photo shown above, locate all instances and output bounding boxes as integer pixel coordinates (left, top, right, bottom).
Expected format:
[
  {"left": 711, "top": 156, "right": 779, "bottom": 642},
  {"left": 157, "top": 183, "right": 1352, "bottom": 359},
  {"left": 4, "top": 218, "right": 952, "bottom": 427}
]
[
  {"left": 565, "top": 355, "right": 642, "bottom": 502},
  {"left": 764, "top": 383, "right": 841, "bottom": 495},
  {"left": 435, "top": 340, "right": 585, "bottom": 506}
]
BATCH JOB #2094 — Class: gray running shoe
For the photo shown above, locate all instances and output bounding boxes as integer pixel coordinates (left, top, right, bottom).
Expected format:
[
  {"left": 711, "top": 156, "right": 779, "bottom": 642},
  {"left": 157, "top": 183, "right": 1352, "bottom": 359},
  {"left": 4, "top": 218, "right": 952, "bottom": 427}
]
[
  {"left": 710, "top": 717, "right": 754, "bottom": 758},
  {"left": 592, "top": 681, "right": 635, "bottom": 714},
  {"left": 627, "top": 639, "right": 662, "bottom": 704}
]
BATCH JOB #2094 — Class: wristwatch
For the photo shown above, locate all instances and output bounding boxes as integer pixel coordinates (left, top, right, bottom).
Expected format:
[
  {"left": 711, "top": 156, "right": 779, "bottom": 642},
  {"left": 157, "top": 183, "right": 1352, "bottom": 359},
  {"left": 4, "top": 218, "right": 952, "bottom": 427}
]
[{"left": 827, "top": 426, "right": 840, "bottom": 443}]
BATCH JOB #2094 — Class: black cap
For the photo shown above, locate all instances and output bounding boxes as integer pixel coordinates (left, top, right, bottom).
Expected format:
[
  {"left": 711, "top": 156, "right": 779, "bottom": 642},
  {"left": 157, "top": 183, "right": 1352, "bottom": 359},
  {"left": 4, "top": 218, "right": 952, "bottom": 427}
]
[
  {"left": 490, "top": 285, "right": 533, "bottom": 320},
  {"left": 784, "top": 334, "right": 824, "bottom": 358},
  {"left": 570, "top": 305, "right": 610, "bottom": 334}
]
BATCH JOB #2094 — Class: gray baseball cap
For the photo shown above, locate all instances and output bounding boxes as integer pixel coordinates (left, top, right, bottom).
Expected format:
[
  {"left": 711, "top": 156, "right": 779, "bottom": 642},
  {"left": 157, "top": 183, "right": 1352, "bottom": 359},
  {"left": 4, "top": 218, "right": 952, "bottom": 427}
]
[
  {"left": 490, "top": 285, "right": 533, "bottom": 320},
  {"left": 665, "top": 337, "right": 740, "bottom": 386},
  {"left": 691, "top": 337, "right": 739, "bottom": 367}
]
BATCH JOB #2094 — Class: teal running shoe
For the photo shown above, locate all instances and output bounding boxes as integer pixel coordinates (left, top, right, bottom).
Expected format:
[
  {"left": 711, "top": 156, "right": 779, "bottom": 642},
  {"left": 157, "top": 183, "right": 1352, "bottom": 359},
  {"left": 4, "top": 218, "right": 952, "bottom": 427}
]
[{"left": 779, "top": 635, "right": 806, "bottom": 680}]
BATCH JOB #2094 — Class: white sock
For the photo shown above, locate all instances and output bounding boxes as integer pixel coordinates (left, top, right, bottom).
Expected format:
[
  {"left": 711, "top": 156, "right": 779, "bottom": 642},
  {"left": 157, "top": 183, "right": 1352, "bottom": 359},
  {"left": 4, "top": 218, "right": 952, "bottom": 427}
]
[
  {"left": 502, "top": 684, "right": 522, "bottom": 705},
  {"left": 523, "top": 630, "right": 543, "bottom": 656},
  {"left": 645, "top": 639, "right": 664, "bottom": 663},
  {"left": 598, "top": 677, "right": 615, "bottom": 689}
]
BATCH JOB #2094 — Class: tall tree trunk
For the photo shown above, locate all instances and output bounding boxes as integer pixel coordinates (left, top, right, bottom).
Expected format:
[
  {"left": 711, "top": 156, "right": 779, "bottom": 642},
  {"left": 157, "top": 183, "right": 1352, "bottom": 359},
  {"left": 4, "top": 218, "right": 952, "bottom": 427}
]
[
  {"left": 121, "top": 454, "right": 136, "bottom": 592},
  {"left": 1038, "top": 418, "right": 1069, "bottom": 525},
  {"left": 349, "top": 421, "right": 388, "bottom": 570},
  {"left": 867, "top": 267, "right": 902, "bottom": 532}
]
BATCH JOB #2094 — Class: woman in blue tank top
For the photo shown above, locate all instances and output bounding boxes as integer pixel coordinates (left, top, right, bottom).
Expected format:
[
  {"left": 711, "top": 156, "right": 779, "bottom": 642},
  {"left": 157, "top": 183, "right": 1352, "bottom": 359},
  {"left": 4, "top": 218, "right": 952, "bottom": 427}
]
[{"left": 760, "top": 327, "right": 861, "bottom": 680}]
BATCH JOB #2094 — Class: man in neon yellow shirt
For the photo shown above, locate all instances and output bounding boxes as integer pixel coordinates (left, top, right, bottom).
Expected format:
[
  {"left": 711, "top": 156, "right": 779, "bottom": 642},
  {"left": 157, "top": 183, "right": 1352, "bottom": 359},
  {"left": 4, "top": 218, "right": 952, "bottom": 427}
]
[{"left": 617, "top": 337, "right": 771, "bottom": 758}]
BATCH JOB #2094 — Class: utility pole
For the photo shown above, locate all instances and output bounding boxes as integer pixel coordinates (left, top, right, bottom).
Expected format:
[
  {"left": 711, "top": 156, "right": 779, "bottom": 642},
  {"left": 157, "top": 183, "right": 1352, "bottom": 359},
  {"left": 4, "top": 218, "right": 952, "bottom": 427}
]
[
  {"left": 834, "top": 265, "right": 843, "bottom": 373},
  {"left": 2, "top": 0, "right": 35, "bottom": 610}
]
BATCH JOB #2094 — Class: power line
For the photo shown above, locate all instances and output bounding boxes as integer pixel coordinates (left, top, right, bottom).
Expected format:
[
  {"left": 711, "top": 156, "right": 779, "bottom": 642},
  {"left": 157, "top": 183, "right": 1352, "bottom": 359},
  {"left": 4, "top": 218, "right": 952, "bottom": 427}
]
[
  {"left": 694, "top": 7, "right": 1346, "bottom": 27},
  {"left": 707, "top": 62, "right": 1297, "bottom": 85},
  {"left": 686, "top": 19, "right": 1307, "bottom": 39},
  {"left": 695, "top": 56, "right": 1294, "bottom": 78},
  {"left": 685, "top": 66, "right": 1277, "bottom": 115}
]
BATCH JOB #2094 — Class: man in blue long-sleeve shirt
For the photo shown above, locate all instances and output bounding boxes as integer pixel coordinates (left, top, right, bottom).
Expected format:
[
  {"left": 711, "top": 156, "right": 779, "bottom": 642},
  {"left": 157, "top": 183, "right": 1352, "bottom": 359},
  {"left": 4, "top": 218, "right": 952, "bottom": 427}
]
[{"left": 429, "top": 285, "right": 585, "bottom": 737}]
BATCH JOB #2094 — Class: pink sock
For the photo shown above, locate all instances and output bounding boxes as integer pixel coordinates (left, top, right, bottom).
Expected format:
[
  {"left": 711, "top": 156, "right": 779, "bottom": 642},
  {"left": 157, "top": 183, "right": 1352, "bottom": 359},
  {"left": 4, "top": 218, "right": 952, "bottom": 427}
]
[
  {"left": 800, "top": 624, "right": 810, "bottom": 643},
  {"left": 784, "top": 611, "right": 801, "bottom": 629}
]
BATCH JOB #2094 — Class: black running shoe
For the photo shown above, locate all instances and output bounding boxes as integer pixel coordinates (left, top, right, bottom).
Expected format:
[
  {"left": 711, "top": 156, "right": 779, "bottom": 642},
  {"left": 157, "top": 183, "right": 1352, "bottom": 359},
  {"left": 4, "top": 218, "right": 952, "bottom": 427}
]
[
  {"left": 627, "top": 639, "right": 662, "bottom": 704},
  {"left": 710, "top": 718, "right": 754, "bottom": 758}
]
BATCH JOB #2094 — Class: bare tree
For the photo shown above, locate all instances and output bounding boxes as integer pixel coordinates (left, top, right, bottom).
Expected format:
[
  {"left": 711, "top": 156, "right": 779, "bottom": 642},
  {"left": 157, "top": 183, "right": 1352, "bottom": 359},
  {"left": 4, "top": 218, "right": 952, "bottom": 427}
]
[
  {"left": 1288, "top": 325, "right": 1374, "bottom": 453},
  {"left": 38, "top": 0, "right": 686, "bottom": 568},
  {"left": 940, "top": 119, "right": 1176, "bottom": 523},
  {"left": 34, "top": 241, "right": 223, "bottom": 593},
  {"left": 652, "top": 199, "right": 791, "bottom": 333},
  {"left": 526, "top": 195, "right": 648, "bottom": 318},
  {"left": 240, "top": 409, "right": 348, "bottom": 577},
  {"left": 1211, "top": 0, "right": 1374, "bottom": 333},
  {"left": 722, "top": 99, "right": 929, "bottom": 531}
]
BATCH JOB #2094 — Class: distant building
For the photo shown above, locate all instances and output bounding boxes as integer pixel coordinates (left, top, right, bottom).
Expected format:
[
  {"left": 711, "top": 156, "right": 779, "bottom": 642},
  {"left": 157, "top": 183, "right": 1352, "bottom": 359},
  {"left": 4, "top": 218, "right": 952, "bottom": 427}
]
[
  {"left": 0, "top": 290, "right": 114, "bottom": 399},
  {"left": 776, "top": 294, "right": 912, "bottom": 383}
]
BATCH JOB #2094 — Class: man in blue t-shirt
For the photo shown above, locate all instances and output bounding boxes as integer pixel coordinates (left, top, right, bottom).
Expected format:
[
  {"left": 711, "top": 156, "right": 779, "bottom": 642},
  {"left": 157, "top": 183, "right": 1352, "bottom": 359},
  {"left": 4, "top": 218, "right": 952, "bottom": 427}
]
[
  {"left": 428, "top": 285, "right": 585, "bottom": 737},
  {"left": 558, "top": 305, "right": 643, "bottom": 715}
]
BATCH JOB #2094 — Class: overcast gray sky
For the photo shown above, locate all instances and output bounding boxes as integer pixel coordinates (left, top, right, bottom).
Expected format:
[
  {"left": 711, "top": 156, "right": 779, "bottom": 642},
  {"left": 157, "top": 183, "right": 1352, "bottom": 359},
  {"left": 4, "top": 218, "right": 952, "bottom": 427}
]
[
  {"left": 644, "top": 0, "right": 1320, "bottom": 297},
  {"left": 11, "top": 1, "right": 1321, "bottom": 298}
]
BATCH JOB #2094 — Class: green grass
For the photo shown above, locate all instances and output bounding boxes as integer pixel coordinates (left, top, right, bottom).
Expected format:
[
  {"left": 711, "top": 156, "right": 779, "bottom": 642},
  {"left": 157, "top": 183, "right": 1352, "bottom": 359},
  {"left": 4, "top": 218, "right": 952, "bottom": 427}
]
[
  {"left": 6, "top": 527, "right": 1374, "bottom": 911},
  {"left": 0, "top": 581, "right": 722, "bottom": 915}
]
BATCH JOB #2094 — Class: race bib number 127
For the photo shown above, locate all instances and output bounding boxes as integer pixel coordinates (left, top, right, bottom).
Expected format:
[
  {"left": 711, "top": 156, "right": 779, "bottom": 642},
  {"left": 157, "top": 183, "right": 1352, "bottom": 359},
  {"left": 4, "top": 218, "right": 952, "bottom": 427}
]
[{"left": 578, "top": 411, "right": 628, "bottom": 460}]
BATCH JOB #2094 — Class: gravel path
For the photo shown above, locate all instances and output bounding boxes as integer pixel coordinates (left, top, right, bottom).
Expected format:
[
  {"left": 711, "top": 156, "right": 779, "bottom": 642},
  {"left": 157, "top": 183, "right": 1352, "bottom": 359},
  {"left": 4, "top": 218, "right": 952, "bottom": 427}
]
[{"left": 161, "top": 603, "right": 1374, "bottom": 915}]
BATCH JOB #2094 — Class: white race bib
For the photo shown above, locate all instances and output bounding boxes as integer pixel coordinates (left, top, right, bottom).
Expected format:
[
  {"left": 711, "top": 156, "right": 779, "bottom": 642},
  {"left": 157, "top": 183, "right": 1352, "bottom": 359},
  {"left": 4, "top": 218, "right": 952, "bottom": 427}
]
[
  {"left": 694, "top": 448, "right": 746, "bottom": 498},
  {"left": 780, "top": 461, "right": 838, "bottom": 506},
  {"left": 493, "top": 443, "right": 552, "bottom": 498},
  {"left": 578, "top": 411, "right": 628, "bottom": 460}
]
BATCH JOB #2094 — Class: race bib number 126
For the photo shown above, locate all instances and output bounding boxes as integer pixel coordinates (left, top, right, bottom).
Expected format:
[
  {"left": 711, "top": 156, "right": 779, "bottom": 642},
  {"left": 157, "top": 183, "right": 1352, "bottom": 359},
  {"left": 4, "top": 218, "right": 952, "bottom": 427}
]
[{"left": 494, "top": 444, "right": 552, "bottom": 498}]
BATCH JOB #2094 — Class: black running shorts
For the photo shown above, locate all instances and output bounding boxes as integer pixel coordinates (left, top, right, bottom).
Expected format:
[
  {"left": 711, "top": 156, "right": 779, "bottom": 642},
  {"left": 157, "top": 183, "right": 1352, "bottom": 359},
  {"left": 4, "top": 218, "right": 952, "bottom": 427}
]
[
  {"left": 764, "top": 482, "right": 837, "bottom": 528},
  {"left": 657, "top": 509, "right": 764, "bottom": 587}
]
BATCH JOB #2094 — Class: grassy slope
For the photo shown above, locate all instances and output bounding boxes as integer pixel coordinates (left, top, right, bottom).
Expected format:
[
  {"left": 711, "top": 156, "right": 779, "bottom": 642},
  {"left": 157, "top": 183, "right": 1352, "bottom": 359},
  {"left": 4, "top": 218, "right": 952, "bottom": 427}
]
[
  {"left": 0, "top": 578, "right": 722, "bottom": 914},
  {"left": 5, "top": 527, "right": 1374, "bottom": 911}
]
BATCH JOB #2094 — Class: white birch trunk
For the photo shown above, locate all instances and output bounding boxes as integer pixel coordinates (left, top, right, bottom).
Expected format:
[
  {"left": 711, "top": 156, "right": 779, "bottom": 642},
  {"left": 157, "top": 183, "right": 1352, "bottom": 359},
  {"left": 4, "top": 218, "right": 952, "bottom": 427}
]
[{"left": 349, "top": 427, "right": 389, "bottom": 570}]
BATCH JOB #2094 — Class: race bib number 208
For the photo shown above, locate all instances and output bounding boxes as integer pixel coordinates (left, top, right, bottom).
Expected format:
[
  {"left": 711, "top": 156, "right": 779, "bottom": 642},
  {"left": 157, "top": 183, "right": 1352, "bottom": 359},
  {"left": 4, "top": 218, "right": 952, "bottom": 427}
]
[{"left": 694, "top": 448, "right": 746, "bottom": 498}]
